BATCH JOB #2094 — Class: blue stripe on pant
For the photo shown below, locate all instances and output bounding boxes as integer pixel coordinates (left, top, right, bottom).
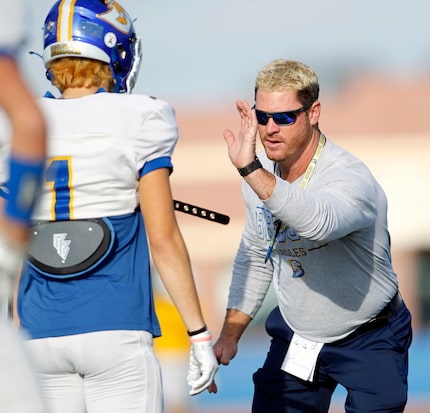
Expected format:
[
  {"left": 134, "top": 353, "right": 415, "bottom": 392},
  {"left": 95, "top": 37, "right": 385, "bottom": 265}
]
[{"left": 252, "top": 301, "right": 412, "bottom": 413}]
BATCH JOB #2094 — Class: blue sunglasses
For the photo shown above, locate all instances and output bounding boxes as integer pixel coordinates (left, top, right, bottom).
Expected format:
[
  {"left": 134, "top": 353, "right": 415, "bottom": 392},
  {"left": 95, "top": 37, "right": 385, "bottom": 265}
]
[{"left": 253, "top": 102, "right": 313, "bottom": 126}]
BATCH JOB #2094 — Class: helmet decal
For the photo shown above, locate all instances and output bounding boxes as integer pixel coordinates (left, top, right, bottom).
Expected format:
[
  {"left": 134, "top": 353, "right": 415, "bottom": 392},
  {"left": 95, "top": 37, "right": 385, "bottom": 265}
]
[
  {"left": 42, "top": 0, "right": 142, "bottom": 93},
  {"left": 104, "top": 32, "right": 117, "bottom": 49},
  {"left": 97, "top": 1, "right": 131, "bottom": 34}
]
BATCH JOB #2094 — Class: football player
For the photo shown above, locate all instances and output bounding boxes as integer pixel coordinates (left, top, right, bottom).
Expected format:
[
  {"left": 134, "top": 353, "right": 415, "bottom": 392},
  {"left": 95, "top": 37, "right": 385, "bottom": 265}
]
[{"left": 2, "top": 1, "right": 218, "bottom": 412}]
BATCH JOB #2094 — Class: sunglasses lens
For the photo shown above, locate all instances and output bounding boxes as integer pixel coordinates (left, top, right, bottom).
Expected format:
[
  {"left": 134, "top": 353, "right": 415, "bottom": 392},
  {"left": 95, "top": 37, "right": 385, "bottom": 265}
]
[
  {"left": 274, "top": 113, "right": 296, "bottom": 125},
  {"left": 254, "top": 109, "right": 297, "bottom": 125},
  {"left": 255, "top": 110, "right": 269, "bottom": 125}
]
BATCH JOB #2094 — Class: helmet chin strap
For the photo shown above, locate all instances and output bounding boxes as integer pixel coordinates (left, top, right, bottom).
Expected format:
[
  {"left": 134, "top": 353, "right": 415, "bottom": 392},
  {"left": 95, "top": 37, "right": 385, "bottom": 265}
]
[
  {"left": 113, "top": 77, "right": 121, "bottom": 93},
  {"left": 110, "top": 47, "right": 124, "bottom": 93},
  {"left": 29, "top": 51, "right": 55, "bottom": 86}
]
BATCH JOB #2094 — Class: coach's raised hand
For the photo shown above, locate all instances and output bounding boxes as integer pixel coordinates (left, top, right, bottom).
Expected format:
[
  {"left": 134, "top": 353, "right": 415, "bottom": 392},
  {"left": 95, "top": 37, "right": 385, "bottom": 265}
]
[
  {"left": 187, "top": 329, "right": 219, "bottom": 395},
  {"left": 223, "top": 99, "right": 258, "bottom": 170}
]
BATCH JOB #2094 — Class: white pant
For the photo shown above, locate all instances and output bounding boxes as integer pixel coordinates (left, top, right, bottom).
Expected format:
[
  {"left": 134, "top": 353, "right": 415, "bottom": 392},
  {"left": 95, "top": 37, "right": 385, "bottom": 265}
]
[
  {"left": 0, "top": 321, "right": 48, "bottom": 413},
  {"left": 26, "top": 330, "right": 163, "bottom": 413}
]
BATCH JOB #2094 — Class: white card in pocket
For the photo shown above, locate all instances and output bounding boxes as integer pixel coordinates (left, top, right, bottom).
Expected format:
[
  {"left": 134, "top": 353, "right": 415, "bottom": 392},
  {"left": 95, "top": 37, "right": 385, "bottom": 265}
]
[{"left": 281, "top": 333, "right": 324, "bottom": 382}]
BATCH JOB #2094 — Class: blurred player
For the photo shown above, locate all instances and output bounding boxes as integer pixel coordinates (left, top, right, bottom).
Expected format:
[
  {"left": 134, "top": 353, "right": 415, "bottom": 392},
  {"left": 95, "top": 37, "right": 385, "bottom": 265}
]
[
  {"left": 1, "top": 1, "right": 218, "bottom": 412},
  {"left": 0, "top": 0, "right": 48, "bottom": 412}
]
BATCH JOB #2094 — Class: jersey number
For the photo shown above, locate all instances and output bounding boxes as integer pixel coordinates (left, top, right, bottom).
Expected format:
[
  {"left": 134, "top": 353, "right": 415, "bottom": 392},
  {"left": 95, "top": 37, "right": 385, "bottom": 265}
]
[{"left": 45, "top": 157, "right": 73, "bottom": 220}]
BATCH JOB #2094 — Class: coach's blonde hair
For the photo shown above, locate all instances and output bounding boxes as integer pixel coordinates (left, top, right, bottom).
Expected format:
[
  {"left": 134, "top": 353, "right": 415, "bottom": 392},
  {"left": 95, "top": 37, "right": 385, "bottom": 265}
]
[
  {"left": 255, "top": 59, "right": 319, "bottom": 106},
  {"left": 48, "top": 57, "right": 114, "bottom": 93}
]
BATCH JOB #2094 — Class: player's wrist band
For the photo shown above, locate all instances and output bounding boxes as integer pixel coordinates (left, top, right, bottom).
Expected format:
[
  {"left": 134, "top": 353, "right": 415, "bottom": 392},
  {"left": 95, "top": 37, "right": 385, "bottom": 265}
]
[
  {"left": 5, "top": 155, "right": 45, "bottom": 225},
  {"left": 237, "top": 156, "right": 263, "bottom": 177},
  {"left": 187, "top": 325, "right": 207, "bottom": 337}
]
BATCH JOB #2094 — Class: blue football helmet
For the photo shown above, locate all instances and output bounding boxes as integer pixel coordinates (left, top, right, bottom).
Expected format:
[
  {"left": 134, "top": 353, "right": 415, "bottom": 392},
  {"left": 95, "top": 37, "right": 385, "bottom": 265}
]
[{"left": 42, "top": 0, "right": 142, "bottom": 93}]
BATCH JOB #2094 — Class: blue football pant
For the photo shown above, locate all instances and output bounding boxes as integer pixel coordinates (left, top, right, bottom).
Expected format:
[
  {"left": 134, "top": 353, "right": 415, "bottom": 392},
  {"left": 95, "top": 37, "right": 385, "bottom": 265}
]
[{"left": 252, "top": 302, "right": 412, "bottom": 413}]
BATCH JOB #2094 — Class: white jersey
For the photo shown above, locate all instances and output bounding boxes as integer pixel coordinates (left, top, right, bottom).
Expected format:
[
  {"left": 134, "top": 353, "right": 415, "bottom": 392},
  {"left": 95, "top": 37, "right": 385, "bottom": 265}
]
[
  {"left": 0, "top": 0, "right": 26, "bottom": 53},
  {"left": 32, "top": 92, "right": 178, "bottom": 221}
]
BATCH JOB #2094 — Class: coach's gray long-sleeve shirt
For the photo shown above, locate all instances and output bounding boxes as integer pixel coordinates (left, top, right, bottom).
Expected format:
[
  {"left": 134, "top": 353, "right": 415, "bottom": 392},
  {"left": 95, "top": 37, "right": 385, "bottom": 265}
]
[{"left": 227, "top": 137, "right": 398, "bottom": 343}]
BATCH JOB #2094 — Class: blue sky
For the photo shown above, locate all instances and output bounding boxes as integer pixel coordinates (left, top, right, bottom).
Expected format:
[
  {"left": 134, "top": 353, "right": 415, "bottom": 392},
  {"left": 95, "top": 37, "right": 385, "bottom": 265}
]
[{"left": 20, "top": 0, "right": 430, "bottom": 107}]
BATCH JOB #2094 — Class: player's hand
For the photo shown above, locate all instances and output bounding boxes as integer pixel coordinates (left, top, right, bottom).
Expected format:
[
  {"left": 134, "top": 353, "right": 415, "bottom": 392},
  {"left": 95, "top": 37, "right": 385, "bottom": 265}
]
[{"left": 187, "top": 330, "right": 219, "bottom": 396}]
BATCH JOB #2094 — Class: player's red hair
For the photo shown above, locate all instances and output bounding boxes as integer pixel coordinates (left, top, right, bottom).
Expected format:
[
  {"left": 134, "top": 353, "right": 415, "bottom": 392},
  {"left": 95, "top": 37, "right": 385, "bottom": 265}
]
[{"left": 48, "top": 58, "right": 114, "bottom": 93}]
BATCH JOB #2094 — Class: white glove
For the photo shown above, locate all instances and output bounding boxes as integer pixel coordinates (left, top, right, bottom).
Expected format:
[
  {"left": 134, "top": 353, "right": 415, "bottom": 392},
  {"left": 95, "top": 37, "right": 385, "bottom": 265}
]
[{"left": 187, "top": 329, "right": 219, "bottom": 396}]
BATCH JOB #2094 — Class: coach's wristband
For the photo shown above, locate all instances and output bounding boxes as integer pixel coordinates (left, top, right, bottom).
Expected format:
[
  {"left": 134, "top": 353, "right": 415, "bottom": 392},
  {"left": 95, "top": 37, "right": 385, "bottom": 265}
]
[
  {"left": 5, "top": 155, "right": 45, "bottom": 225},
  {"left": 237, "top": 156, "right": 262, "bottom": 177}
]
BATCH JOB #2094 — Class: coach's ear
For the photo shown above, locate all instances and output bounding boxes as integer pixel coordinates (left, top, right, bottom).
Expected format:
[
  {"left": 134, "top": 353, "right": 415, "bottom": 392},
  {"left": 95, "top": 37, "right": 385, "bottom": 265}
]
[{"left": 309, "top": 100, "right": 320, "bottom": 127}]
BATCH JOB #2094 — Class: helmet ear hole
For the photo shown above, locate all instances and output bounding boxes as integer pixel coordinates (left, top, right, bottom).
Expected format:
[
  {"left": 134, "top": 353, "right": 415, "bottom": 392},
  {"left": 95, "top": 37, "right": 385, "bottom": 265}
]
[
  {"left": 112, "top": 60, "right": 122, "bottom": 75},
  {"left": 117, "top": 45, "right": 127, "bottom": 60},
  {"left": 45, "top": 69, "right": 53, "bottom": 83}
]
